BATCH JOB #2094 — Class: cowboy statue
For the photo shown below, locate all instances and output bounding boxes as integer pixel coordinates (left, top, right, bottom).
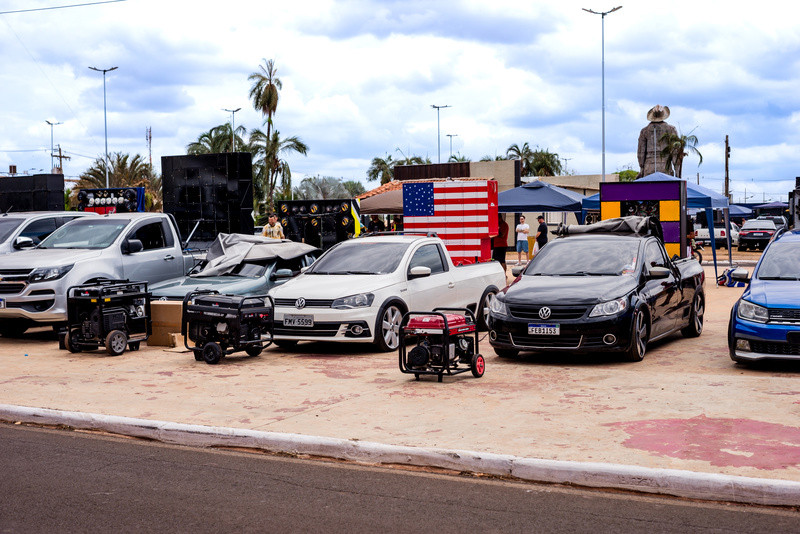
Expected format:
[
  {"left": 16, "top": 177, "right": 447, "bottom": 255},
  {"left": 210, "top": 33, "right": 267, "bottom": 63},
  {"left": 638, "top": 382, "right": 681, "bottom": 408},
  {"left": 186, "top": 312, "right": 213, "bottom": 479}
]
[{"left": 637, "top": 105, "right": 678, "bottom": 177}]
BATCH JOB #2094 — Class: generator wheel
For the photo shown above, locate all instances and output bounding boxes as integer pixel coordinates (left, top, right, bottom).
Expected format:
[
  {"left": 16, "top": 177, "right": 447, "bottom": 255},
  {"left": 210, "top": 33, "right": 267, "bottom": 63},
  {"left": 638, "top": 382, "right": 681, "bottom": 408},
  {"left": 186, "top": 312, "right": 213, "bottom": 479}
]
[
  {"left": 471, "top": 353, "right": 486, "bottom": 378},
  {"left": 105, "top": 330, "right": 128, "bottom": 356},
  {"left": 245, "top": 345, "right": 263, "bottom": 357},
  {"left": 193, "top": 349, "right": 203, "bottom": 362},
  {"left": 64, "top": 331, "right": 82, "bottom": 353},
  {"left": 128, "top": 341, "right": 140, "bottom": 351},
  {"left": 202, "top": 342, "right": 223, "bottom": 365}
]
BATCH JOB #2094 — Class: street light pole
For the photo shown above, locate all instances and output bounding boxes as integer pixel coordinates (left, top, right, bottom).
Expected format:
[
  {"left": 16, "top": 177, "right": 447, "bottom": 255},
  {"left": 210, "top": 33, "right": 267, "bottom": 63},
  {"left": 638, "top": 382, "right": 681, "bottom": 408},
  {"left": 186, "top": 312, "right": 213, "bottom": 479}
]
[
  {"left": 446, "top": 134, "right": 458, "bottom": 159},
  {"left": 223, "top": 108, "right": 241, "bottom": 152},
  {"left": 583, "top": 6, "right": 622, "bottom": 183},
  {"left": 431, "top": 104, "right": 451, "bottom": 163},
  {"left": 45, "top": 120, "right": 62, "bottom": 173},
  {"left": 89, "top": 66, "right": 118, "bottom": 188}
]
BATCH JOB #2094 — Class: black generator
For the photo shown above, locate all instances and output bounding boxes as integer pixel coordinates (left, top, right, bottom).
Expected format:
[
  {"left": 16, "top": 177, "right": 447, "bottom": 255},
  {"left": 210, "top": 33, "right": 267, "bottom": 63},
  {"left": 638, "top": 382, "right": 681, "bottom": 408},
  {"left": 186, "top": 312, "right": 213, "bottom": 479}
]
[
  {"left": 63, "top": 279, "right": 151, "bottom": 355},
  {"left": 181, "top": 291, "right": 274, "bottom": 365}
]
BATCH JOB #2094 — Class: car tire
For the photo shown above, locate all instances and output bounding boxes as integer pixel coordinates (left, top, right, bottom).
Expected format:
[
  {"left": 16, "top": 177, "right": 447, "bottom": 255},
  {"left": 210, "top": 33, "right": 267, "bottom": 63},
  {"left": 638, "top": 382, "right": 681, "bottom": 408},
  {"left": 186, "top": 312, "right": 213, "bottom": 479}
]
[
  {"left": 202, "top": 342, "right": 223, "bottom": 365},
  {"left": 374, "top": 301, "right": 406, "bottom": 352},
  {"left": 476, "top": 287, "right": 498, "bottom": 331},
  {"left": 105, "top": 329, "right": 128, "bottom": 356},
  {"left": 681, "top": 291, "right": 705, "bottom": 338},
  {"left": 273, "top": 339, "right": 298, "bottom": 349},
  {"left": 493, "top": 347, "right": 519, "bottom": 358},
  {"left": 470, "top": 353, "right": 486, "bottom": 378},
  {"left": 623, "top": 308, "right": 649, "bottom": 362}
]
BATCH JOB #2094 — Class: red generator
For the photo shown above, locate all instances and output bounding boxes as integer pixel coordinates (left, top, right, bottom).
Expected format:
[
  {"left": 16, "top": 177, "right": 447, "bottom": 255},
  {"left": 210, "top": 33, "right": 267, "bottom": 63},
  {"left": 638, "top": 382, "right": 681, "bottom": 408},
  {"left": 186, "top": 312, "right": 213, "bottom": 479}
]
[{"left": 399, "top": 308, "right": 485, "bottom": 382}]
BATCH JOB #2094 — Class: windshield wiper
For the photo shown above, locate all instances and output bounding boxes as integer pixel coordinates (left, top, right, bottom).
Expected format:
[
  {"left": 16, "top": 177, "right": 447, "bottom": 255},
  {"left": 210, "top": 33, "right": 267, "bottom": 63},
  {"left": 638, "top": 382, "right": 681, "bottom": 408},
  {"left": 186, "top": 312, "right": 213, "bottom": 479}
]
[{"left": 345, "top": 270, "right": 376, "bottom": 275}]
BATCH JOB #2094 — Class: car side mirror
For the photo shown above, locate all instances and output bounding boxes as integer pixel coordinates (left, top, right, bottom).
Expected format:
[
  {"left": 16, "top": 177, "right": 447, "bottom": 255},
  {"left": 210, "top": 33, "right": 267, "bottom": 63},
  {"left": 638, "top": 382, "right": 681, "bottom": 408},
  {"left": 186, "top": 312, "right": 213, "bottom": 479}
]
[
  {"left": 731, "top": 268, "right": 750, "bottom": 282},
  {"left": 408, "top": 266, "right": 431, "bottom": 279},
  {"left": 647, "top": 266, "right": 671, "bottom": 279},
  {"left": 122, "top": 238, "right": 144, "bottom": 254},
  {"left": 270, "top": 268, "right": 294, "bottom": 281},
  {"left": 13, "top": 236, "right": 35, "bottom": 250},
  {"left": 511, "top": 266, "right": 525, "bottom": 277}
]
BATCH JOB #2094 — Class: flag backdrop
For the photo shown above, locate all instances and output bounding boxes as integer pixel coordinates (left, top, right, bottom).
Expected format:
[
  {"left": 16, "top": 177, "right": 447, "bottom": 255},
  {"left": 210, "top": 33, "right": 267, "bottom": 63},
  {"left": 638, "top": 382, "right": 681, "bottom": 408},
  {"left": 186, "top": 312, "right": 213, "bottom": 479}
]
[{"left": 402, "top": 180, "right": 498, "bottom": 264}]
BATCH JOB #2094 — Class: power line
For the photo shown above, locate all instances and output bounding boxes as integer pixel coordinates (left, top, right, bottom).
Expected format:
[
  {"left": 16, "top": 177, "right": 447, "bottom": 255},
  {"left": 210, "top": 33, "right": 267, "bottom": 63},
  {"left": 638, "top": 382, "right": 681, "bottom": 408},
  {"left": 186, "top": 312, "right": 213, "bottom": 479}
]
[{"left": 0, "top": 1, "right": 126, "bottom": 16}]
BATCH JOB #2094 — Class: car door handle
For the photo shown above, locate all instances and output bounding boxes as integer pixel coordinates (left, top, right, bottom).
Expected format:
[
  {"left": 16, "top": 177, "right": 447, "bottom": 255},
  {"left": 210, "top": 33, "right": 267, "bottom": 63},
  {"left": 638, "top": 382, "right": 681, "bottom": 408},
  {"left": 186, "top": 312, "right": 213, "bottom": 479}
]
[
  {"left": 164, "top": 255, "right": 175, "bottom": 261},
  {"left": 448, "top": 282, "right": 455, "bottom": 288}
]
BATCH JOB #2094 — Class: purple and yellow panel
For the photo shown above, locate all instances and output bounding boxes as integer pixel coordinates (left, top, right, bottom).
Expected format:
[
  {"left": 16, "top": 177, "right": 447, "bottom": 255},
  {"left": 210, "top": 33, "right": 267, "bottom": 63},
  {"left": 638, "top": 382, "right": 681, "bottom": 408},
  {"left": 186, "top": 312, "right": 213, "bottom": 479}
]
[{"left": 599, "top": 181, "right": 688, "bottom": 257}]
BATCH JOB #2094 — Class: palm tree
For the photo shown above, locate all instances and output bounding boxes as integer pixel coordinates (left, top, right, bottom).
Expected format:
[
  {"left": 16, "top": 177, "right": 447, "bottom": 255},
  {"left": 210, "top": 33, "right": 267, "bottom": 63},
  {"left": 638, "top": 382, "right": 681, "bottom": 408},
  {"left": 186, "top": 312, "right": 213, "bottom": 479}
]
[
  {"left": 367, "top": 154, "right": 396, "bottom": 184},
  {"left": 249, "top": 128, "right": 308, "bottom": 212},
  {"left": 293, "top": 175, "right": 348, "bottom": 200},
  {"left": 342, "top": 180, "right": 366, "bottom": 197},
  {"left": 659, "top": 130, "right": 703, "bottom": 178},
  {"left": 394, "top": 148, "right": 429, "bottom": 167},
  {"left": 187, "top": 124, "right": 246, "bottom": 154},
  {"left": 479, "top": 154, "right": 508, "bottom": 161},
  {"left": 506, "top": 142, "right": 535, "bottom": 176},
  {"left": 72, "top": 153, "right": 161, "bottom": 211},
  {"left": 529, "top": 148, "right": 563, "bottom": 176},
  {"left": 448, "top": 153, "right": 468, "bottom": 162},
  {"left": 248, "top": 59, "right": 281, "bottom": 143}
]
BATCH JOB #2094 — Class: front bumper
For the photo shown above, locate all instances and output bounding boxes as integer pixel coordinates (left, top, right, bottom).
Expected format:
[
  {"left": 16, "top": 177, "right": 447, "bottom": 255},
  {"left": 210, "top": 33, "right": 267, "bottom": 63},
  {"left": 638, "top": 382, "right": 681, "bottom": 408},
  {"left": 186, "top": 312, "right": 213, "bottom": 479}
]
[
  {"left": 0, "top": 279, "right": 65, "bottom": 323},
  {"left": 729, "top": 312, "right": 800, "bottom": 362},
  {"left": 488, "top": 308, "right": 636, "bottom": 353},
  {"left": 273, "top": 305, "right": 376, "bottom": 343}
]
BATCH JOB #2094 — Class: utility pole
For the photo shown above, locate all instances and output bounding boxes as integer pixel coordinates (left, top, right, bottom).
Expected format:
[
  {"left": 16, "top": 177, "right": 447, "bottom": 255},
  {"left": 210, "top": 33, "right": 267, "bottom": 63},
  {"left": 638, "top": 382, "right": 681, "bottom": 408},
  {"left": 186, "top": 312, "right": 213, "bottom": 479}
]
[
  {"left": 146, "top": 127, "right": 152, "bottom": 167},
  {"left": 724, "top": 135, "right": 730, "bottom": 200},
  {"left": 430, "top": 104, "right": 450, "bottom": 163},
  {"left": 53, "top": 144, "right": 71, "bottom": 174},
  {"left": 446, "top": 134, "right": 458, "bottom": 159}
]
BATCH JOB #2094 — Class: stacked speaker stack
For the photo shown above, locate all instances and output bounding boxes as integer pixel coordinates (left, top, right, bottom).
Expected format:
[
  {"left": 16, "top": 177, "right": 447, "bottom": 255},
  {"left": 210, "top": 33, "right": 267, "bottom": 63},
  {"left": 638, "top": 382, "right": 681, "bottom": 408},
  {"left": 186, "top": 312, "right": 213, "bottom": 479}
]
[
  {"left": 0, "top": 174, "right": 64, "bottom": 212},
  {"left": 77, "top": 187, "right": 144, "bottom": 214},
  {"left": 161, "top": 153, "right": 254, "bottom": 247},
  {"left": 277, "top": 199, "right": 360, "bottom": 250}
]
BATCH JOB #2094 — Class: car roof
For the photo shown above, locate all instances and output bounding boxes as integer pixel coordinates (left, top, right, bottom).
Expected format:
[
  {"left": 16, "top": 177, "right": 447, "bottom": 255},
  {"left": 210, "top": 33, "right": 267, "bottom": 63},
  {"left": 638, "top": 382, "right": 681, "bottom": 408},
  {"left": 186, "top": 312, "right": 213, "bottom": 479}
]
[
  {"left": 354, "top": 233, "right": 437, "bottom": 244},
  {"left": 0, "top": 211, "right": 95, "bottom": 219},
  {"left": 558, "top": 234, "right": 644, "bottom": 242}
]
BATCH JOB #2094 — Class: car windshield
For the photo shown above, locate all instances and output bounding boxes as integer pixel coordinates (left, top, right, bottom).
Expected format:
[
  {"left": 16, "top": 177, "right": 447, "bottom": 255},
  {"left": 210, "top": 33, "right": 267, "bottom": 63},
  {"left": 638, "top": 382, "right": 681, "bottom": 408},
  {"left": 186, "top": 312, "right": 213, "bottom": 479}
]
[
  {"left": 38, "top": 218, "right": 130, "bottom": 249},
  {"left": 0, "top": 218, "right": 24, "bottom": 242},
  {"left": 524, "top": 238, "right": 640, "bottom": 276},
  {"left": 307, "top": 241, "right": 410, "bottom": 274},
  {"left": 757, "top": 242, "right": 800, "bottom": 280},
  {"left": 227, "top": 261, "right": 268, "bottom": 278},
  {"left": 742, "top": 221, "right": 775, "bottom": 230}
]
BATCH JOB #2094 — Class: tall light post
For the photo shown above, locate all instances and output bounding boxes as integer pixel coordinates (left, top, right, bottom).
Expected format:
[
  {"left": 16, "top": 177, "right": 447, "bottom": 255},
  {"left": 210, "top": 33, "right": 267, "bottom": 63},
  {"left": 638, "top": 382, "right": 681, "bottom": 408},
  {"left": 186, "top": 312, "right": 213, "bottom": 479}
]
[
  {"left": 446, "top": 134, "right": 458, "bottom": 159},
  {"left": 45, "top": 120, "right": 62, "bottom": 173},
  {"left": 223, "top": 107, "right": 241, "bottom": 152},
  {"left": 431, "top": 104, "right": 451, "bottom": 163},
  {"left": 582, "top": 6, "right": 622, "bottom": 183},
  {"left": 89, "top": 65, "right": 118, "bottom": 187}
]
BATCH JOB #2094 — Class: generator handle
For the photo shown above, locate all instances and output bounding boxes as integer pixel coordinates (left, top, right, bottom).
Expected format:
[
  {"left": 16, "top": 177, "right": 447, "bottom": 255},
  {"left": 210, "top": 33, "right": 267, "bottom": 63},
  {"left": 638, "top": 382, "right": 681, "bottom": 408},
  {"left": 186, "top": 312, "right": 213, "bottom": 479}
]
[
  {"left": 237, "top": 294, "right": 275, "bottom": 347},
  {"left": 181, "top": 289, "right": 220, "bottom": 338},
  {"left": 432, "top": 307, "right": 476, "bottom": 323}
]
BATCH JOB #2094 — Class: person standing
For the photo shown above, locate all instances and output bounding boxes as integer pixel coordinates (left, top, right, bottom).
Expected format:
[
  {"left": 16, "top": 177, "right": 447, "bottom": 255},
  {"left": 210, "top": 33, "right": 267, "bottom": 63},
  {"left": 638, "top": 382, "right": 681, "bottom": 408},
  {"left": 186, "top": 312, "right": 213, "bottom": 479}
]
[
  {"left": 492, "top": 214, "right": 509, "bottom": 271},
  {"left": 534, "top": 215, "right": 548, "bottom": 255},
  {"left": 368, "top": 214, "right": 386, "bottom": 233},
  {"left": 515, "top": 215, "right": 530, "bottom": 264},
  {"left": 262, "top": 213, "right": 285, "bottom": 239}
]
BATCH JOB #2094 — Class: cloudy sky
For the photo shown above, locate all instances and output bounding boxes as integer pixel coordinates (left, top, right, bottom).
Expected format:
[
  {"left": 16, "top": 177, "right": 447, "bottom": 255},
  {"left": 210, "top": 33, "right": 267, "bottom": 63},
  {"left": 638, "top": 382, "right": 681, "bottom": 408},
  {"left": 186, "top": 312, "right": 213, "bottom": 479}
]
[{"left": 1, "top": 0, "right": 798, "bottom": 203}]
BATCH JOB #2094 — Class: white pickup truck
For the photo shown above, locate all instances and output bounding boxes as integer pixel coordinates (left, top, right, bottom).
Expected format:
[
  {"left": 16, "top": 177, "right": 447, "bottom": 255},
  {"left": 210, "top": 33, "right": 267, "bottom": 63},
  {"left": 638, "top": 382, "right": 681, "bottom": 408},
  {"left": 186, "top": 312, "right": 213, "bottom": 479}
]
[
  {"left": 0, "top": 212, "right": 197, "bottom": 334},
  {"left": 270, "top": 234, "right": 507, "bottom": 351},
  {"left": 695, "top": 222, "right": 739, "bottom": 248}
]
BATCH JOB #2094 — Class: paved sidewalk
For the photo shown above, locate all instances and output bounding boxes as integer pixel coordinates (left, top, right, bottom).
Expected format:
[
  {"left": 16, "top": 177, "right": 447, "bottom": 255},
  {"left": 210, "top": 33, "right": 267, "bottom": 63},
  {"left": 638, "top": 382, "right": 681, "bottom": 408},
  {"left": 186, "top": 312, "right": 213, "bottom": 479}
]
[{"left": 2, "top": 266, "right": 800, "bottom": 503}]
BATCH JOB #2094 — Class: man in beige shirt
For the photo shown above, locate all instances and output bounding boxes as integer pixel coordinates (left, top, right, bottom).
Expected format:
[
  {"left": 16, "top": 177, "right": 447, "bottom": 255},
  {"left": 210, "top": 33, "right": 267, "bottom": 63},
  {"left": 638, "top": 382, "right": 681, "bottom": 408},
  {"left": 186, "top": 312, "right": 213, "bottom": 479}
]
[{"left": 262, "top": 213, "right": 285, "bottom": 239}]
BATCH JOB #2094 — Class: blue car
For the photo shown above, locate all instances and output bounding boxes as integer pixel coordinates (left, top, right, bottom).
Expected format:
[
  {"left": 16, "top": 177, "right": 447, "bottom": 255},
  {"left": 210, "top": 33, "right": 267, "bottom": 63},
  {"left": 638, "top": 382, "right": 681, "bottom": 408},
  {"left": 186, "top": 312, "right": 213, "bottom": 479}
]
[{"left": 728, "top": 229, "right": 800, "bottom": 363}]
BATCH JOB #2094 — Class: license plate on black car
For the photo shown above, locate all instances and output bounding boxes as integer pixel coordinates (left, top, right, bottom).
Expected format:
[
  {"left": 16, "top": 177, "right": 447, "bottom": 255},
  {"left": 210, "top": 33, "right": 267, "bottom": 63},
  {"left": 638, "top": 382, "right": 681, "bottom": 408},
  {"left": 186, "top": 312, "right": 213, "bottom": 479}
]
[
  {"left": 528, "top": 323, "right": 559, "bottom": 335},
  {"left": 283, "top": 314, "right": 313, "bottom": 327}
]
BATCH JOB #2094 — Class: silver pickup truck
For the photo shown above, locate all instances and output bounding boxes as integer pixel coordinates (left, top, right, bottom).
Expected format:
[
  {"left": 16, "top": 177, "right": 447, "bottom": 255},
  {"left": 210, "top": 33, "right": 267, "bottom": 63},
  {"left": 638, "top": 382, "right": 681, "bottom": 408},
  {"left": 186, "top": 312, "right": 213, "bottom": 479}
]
[{"left": 0, "top": 212, "right": 196, "bottom": 333}]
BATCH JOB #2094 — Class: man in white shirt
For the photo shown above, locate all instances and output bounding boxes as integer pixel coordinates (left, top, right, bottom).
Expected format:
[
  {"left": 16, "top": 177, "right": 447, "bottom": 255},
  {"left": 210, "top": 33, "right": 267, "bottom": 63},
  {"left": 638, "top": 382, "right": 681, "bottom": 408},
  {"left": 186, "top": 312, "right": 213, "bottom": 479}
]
[
  {"left": 262, "top": 213, "right": 285, "bottom": 239},
  {"left": 515, "top": 215, "right": 530, "bottom": 264}
]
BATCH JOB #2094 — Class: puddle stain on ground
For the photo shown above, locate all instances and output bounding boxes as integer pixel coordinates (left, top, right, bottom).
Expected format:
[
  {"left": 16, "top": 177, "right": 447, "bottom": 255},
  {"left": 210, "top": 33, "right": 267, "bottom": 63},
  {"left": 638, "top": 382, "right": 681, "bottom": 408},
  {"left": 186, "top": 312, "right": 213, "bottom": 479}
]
[{"left": 608, "top": 415, "right": 800, "bottom": 470}]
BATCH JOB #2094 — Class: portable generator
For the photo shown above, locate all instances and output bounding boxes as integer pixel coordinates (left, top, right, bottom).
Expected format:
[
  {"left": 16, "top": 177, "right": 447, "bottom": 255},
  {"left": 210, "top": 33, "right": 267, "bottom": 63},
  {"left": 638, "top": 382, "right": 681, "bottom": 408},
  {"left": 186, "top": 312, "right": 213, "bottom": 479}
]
[
  {"left": 181, "top": 290, "right": 274, "bottom": 365},
  {"left": 399, "top": 308, "right": 485, "bottom": 382},
  {"left": 63, "top": 279, "right": 151, "bottom": 355}
]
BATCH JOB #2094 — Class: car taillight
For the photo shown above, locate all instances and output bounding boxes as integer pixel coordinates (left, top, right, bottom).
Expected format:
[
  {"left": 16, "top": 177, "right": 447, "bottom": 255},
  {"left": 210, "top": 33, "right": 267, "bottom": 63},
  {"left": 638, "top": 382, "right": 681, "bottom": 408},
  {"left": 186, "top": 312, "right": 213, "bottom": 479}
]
[
  {"left": 721, "top": 230, "right": 726, "bottom": 237},
  {"left": 740, "top": 231, "right": 749, "bottom": 236},
  {"left": 767, "top": 231, "right": 774, "bottom": 235}
]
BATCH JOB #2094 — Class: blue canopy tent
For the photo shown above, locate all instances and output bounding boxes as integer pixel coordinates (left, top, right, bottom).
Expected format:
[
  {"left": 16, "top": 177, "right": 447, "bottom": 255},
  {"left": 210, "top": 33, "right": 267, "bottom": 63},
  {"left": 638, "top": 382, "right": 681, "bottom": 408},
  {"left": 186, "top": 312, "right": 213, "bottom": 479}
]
[
  {"left": 498, "top": 180, "right": 586, "bottom": 213},
  {"left": 729, "top": 204, "right": 752, "bottom": 217},
  {"left": 581, "top": 172, "right": 731, "bottom": 276}
]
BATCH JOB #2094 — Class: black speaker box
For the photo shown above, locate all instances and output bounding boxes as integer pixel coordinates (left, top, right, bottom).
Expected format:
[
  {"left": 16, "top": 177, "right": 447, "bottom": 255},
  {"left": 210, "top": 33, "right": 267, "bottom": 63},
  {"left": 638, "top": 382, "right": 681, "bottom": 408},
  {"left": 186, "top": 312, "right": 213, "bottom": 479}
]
[{"left": 0, "top": 174, "right": 64, "bottom": 212}]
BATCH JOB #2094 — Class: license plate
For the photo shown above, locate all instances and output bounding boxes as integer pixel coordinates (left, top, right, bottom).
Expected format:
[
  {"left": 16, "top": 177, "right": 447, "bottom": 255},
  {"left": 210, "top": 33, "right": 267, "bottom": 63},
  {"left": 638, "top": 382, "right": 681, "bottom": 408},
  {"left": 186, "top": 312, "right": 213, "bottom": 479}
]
[
  {"left": 0, "top": 298, "right": 4, "bottom": 309},
  {"left": 528, "top": 323, "right": 559, "bottom": 335},
  {"left": 753, "top": 233, "right": 765, "bottom": 236},
  {"left": 283, "top": 314, "right": 313, "bottom": 327}
]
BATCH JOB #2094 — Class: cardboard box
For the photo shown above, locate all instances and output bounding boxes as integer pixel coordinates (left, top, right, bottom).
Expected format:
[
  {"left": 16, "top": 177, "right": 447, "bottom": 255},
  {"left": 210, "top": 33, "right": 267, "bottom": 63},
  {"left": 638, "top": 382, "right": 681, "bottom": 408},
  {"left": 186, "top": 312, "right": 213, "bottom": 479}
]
[{"left": 148, "top": 300, "right": 183, "bottom": 347}]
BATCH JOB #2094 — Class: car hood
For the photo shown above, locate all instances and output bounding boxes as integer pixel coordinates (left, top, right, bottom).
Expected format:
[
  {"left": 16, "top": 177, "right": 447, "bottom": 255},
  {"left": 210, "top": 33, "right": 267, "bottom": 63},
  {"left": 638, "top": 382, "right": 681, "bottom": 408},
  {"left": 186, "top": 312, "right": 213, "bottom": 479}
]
[
  {"left": 0, "top": 248, "right": 102, "bottom": 267},
  {"left": 149, "top": 276, "right": 265, "bottom": 298},
  {"left": 271, "top": 273, "right": 394, "bottom": 299},
  {"left": 745, "top": 279, "right": 800, "bottom": 309},
  {"left": 502, "top": 274, "right": 637, "bottom": 305}
]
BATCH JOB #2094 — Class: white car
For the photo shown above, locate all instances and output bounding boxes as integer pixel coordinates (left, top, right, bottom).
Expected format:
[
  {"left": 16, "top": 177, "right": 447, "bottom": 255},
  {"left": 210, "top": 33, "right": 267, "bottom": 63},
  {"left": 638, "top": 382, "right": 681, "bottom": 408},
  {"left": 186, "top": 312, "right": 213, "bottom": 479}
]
[
  {"left": 270, "top": 234, "right": 507, "bottom": 351},
  {"left": 695, "top": 222, "right": 739, "bottom": 248},
  {"left": 0, "top": 211, "right": 96, "bottom": 254}
]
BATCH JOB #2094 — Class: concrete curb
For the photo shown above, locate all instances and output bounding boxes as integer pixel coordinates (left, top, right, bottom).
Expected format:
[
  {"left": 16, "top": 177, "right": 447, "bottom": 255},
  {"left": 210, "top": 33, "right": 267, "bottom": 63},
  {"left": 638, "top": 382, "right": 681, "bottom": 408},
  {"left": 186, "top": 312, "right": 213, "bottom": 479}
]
[{"left": 3, "top": 403, "right": 799, "bottom": 507}]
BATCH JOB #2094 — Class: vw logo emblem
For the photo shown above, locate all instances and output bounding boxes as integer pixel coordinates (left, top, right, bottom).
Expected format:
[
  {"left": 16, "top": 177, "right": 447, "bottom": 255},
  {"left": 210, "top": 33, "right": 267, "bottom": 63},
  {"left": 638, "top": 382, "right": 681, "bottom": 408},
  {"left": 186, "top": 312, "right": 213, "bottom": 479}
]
[
  {"left": 538, "top": 307, "right": 551, "bottom": 320},
  {"left": 295, "top": 297, "right": 306, "bottom": 309}
]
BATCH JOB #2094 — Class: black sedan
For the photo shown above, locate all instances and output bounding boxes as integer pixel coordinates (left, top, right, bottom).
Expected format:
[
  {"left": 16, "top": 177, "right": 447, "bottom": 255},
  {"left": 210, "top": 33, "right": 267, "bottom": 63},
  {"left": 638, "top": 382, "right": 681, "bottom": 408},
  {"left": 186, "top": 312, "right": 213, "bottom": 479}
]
[
  {"left": 738, "top": 219, "right": 777, "bottom": 251},
  {"left": 488, "top": 231, "right": 705, "bottom": 362}
]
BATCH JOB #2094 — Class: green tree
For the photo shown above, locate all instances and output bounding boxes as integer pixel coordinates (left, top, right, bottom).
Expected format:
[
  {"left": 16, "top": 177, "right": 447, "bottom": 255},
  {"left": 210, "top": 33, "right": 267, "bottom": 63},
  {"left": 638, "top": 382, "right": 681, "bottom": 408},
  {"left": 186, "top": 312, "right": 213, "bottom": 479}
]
[
  {"left": 72, "top": 153, "right": 161, "bottom": 211},
  {"left": 618, "top": 169, "right": 638, "bottom": 182},
  {"left": 342, "top": 180, "right": 366, "bottom": 197},
  {"left": 479, "top": 154, "right": 508, "bottom": 161},
  {"left": 506, "top": 142, "right": 535, "bottom": 176},
  {"left": 293, "top": 175, "right": 348, "bottom": 200},
  {"left": 249, "top": 128, "right": 308, "bottom": 212},
  {"left": 529, "top": 148, "right": 562, "bottom": 176},
  {"left": 367, "top": 154, "right": 396, "bottom": 184},
  {"left": 187, "top": 123, "right": 246, "bottom": 154},
  {"left": 394, "top": 148, "right": 429, "bottom": 166},
  {"left": 448, "top": 153, "right": 469, "bottom": 162},
  {"left": 249, "top": 59, "right": 281, "bottom": 143},
  {"left": 659, "top": 130, "right": 703, "bottom": 178}
]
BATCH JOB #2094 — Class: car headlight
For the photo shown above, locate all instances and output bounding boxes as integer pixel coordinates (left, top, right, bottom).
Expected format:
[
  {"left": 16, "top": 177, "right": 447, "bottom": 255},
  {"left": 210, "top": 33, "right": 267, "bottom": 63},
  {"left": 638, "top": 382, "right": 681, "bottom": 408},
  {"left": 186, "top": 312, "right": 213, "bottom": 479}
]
[
  {"left": 489, "top": 296, "right": 509, "bottom": 316},
  {"left": 737, "top": 299, "right": 768, "bottom": 323},
  {"left": 331, "top": 293, "right": 374, "bottom": 309},
  {"left": 589, "top": 297, "right": 628, "bottom": 317},
  {"left": 28, "top": 264, "right": 74, "bottom": 283}
]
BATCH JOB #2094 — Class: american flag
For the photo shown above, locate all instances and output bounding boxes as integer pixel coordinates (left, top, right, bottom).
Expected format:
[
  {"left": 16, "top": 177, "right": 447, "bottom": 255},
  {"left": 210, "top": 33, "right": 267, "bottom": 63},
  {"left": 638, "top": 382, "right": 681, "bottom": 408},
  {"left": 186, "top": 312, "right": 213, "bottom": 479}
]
[{"left": 403, "top": 180, "right": 497, "bottom": 263}]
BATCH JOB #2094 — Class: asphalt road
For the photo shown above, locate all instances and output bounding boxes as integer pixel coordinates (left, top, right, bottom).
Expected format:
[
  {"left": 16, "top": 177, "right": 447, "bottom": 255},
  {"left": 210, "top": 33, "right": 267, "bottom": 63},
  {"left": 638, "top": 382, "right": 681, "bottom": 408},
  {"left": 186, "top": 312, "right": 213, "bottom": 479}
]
[{"left": 2, "top": 424, "right": 798, "bottom": 533}]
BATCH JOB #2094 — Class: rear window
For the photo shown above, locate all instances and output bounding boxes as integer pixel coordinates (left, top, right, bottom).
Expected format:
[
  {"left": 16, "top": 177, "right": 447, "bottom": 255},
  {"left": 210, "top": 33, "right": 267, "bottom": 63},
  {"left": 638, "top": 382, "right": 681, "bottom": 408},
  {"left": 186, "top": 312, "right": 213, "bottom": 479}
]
[{"left": 742, "top": 221, "right": 775, "bottom": 230}]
